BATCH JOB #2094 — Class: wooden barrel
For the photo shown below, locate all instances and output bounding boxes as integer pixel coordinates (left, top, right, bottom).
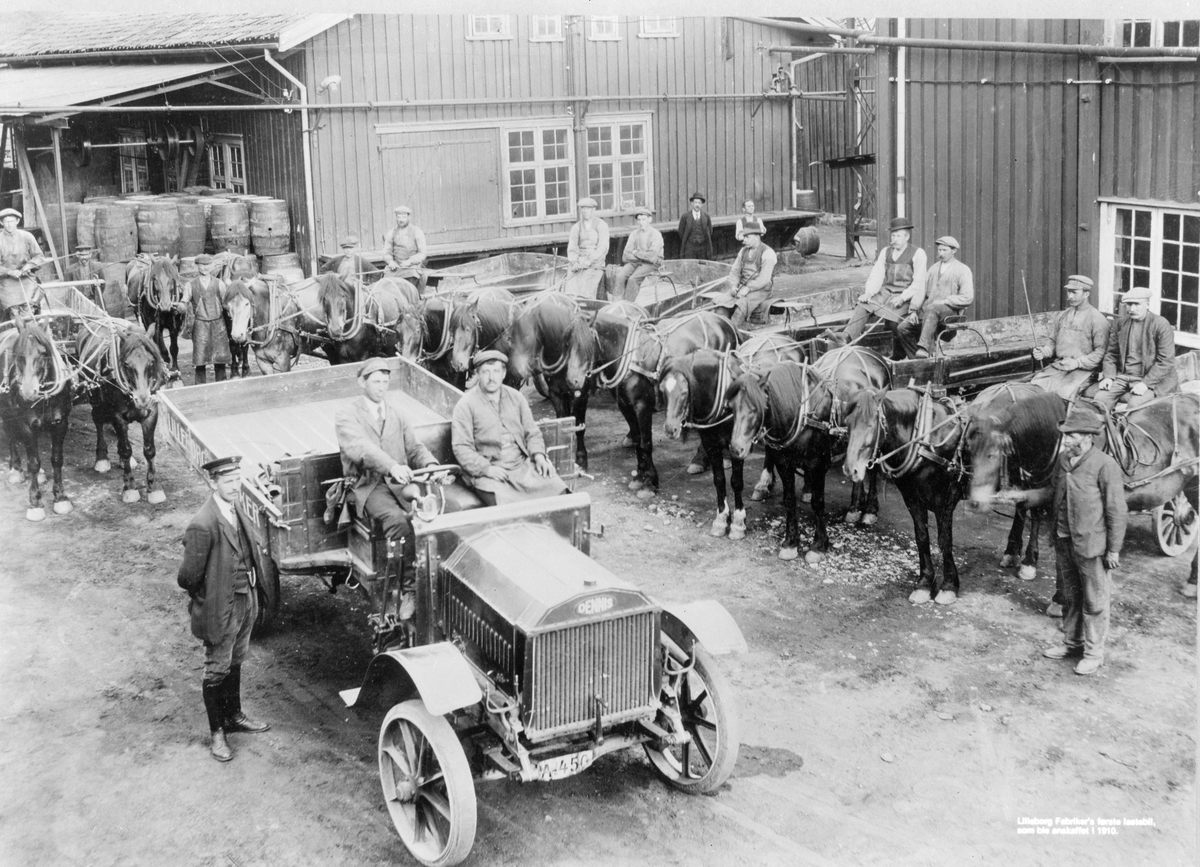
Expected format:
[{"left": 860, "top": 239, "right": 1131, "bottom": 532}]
[
  {"left": 260, "top": 252, "right": 305, "bottom": 284},
  {"left": 210, "top": 201, "right": 251, "bottom": 253},
  {"left": 136, "top": 200, "right": 182, "bottom": 256},
  {"left": 177, "top": 202, "right": 207, "bottom": 257},
  {"left": 795, "top": 189, "right": 820, "bottom": 211},
  {"left": 251, "top": 199, "right": 291, "bottom": 256},
  {"left": 77, "top": 202, "right": 102, "bottom": 249},
  {"left": 94, "top": 204, "right": 138, "bottom": 263},
  {"left": 793, "top": 226, "right": 821, "bottom": 256}
]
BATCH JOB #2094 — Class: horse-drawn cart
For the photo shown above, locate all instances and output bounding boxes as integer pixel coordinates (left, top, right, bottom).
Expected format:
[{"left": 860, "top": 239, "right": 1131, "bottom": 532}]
[{"left": 159, "top": 356, "right": 746, "bottom": 867}]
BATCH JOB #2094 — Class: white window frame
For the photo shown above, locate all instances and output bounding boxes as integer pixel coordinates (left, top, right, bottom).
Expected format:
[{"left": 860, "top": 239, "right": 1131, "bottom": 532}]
[
  {"left": 118, "top": 128, "right": 149, "bottom": 194},
  {"left": 588, "top": 16, "right": 620, "bottom": 42},
  {"left": 466, "top": 15, "right": 512, "bottom": 41},
  {"left": 1108, "top": 19, "right": 1200, "bottom": 48},
  {"left": 501, "top": 121, "right": 575, "bottom": 228},
  {"left": 638, "top": 17, "right": 679, "bottom": 38},
  {"left": 584, "top": 113, "right": 654, "bottom": 217},
  {"left": 529, "top": 15, "right": 563, "bottom": 42},
  {"left": 1098, "top": 198, "right": 1200, "bottom": 349},
  {"left": 207, "top": 134, "right": 247, "bottom": 194}
]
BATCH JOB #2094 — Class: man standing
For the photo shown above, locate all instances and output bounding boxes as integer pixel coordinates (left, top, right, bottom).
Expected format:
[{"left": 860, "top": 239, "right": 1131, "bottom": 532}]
[
  {"left": 181, "top": 254, "right": 230, "bottom": 384},
  {"left": 0, "top": 208, "right": 46, "bottom": 323},
  {"left": 1031, "top": 275, "right": 1110, "bottom": 399},
  {"left": 335, "top": 358, "right": 439, "bottom": 619},
  {"left": 564, "top": 197, "right": 610, "bottom": 298},
  {"left": 382, "top": 205, "right": 428, "bottom": 292},
  {"left": 896, "top": 235, "right": 974, "bottom": 359},
  {"left": 834, "top": 217, "right": 928, "bottom": 353},
  {"left": 711, "top": 219, "right": 776, "bottom": 327},
  {"left": 1087, "top": 285, "right": 1178, "bottom": 411},
  {"left": 452, "top": 349, "right": 568, "bottom": 506},
  {"left": 677, "top": 193, "right": 714, "bottom": 260},
  {"left": 613, "top": 206, "right": 664, "bottom": 302},
  {"left": 1042, "top": 407, "right": 1128, "bottom": 676},
  {"left": 177, "top": 455, "right": 271, "bottom": 762}
]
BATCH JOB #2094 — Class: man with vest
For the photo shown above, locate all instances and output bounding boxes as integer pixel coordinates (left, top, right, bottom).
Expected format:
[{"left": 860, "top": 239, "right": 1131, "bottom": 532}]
[
  {"left": 895, "top": 235, "right": 974, "bottom": 359},
  {"left": 711, "top": 218, "right": 776, "bottom": 327},
  {"left": 177, "top": 455, "right": 271, "bottom": 762},
  {"left": 677, "top": 192, "right": 714, "bottom": 260},
  {"left": 0, "top": 208, "right": 47, "bottom": 323},
  {"left": 1085, "top": 285, "right": 1179, "bottom": 411},
  {"left": 383, "top": 205, "right": 428, "bottom": 292},
  {"left": 180, "top": 254, "right": 230, "bottom": 384},
  {"left": 564, "top": 197, "right": 610, "bottom": 299},
  {"left": 613, "top": 206, "right": 664, "bottom": 302},
  {"left": 834, "top": 217, "right": 928, "bottom": 355},
  {"left": 1031, "top": 275, "right": 1111, "bottom": 399}
]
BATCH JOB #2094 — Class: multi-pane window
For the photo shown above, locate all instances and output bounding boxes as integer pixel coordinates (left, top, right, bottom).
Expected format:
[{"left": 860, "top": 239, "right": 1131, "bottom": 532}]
[
  {"left": 505, "top": 125, "right": 572, "bottom": 222},
  {"left": 586, "top": 120, "right": 649, "bottom": 213},
  {"left": 1120, "top": 19, "right": 1200, "bottom": 47},
  {"left": 118, "top": 129, "right": 149, "bottom": 194},
  {"left": 207, "top": 134, "right": 246, "bottom": 194},
  {"left": 530, "top": 15, "right": 562, "bottom": 41},
  {"left": 588, "top": 16, "right": 620, "bottom": 41},
  {"left": 467, "top": 15, "right": 511, "bottom": 40},
  {"left": 638, "top": 17, "right": 679, "bottom": 38}
]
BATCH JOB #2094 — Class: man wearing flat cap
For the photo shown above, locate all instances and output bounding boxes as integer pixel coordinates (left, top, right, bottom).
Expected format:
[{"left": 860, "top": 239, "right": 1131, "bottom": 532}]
[
  {"left": 1042, "top": 407, "right": 1127, "bottom": 676},
  {"left": 711, "top": 218, "right": 777, "bottom": 327},
  {"left": 452, "top": 349, "right": 568, "bottom": 505},
  {"left": 335, "top": 357, "right": 440, "bottom": 617},
  {"left": 565, "top": 197, "right": 610, "bottom": 299},
  {"left": 1031, "top": 275, "right": 1110, "bottom": 399},
  {"left": 613, "top": 206, "right": 664, "bottom": 302},
  {"left": 832, "top": 217, "right": 928, "bottom": 355},
  {"left": 383, "top": 205, "right": 428, "bottom": 292},
  {"left": 177, "top": 456, "right": 271, "bottom": 761},
  {"left": 677, "top": 193, "right": 714, "bottom": 260},
  {"left": 1085, "top": 285, "right": 1178, "bottom": 411},
  {"left": 895, "top": 235, "right": 974, "bottom": 359},
  {"left": 180, "top": 254, "right": 230, "bottom": 384},
  {"left": 320, "top": 235, "right": 379, "bottom": 281},
  {"left": 0, "top": 208, "right": 47, "bottom": 323}
]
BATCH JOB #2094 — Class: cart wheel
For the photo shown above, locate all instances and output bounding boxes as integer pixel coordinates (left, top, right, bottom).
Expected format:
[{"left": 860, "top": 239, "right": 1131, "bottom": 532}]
[
  {"left": 645, "top": 641, "right": 739, "bottom": 795},
  {"left": 378, "top": 699, "right": 477, "bottom": 867},
  {"left": 1154, "top": 491, "right": 1198, "bottom": 557},
  {"left": 254, "top": 558, "right": 281, "bottom": 634}
]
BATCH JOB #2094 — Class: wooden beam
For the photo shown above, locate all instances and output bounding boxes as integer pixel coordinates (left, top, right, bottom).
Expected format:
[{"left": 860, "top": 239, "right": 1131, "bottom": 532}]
[
  {"left": 51, "top": 127, "right": 70, "bottom": 266},
  {"left": 13, "top": 129, "right": 64, "bottom": 280}
]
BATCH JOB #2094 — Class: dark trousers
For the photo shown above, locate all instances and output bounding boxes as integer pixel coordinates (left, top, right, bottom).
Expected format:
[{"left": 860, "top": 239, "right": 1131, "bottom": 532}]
[
  {"left": 203, "top": 590, "right": 257, "bottom": 684},
  {"left": 362, "top": 485, "right": 416, "bottom": 581},
  {"left": 895, "top": 301, "right": 959, "bottom": 356},
  {"left": 843, "top": 290, "right": 910, "bottom": 346},
  {"left": 1056, "top": 537, "right": 1111, "bottom": 660}
]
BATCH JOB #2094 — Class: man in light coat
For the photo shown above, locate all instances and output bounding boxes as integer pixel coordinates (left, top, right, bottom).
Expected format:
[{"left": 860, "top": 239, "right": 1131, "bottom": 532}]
[
  {"left": 383, "top": 205, "right": 428, "bottom": 292},
  {"left": 1086, "top": 285, "right": 1179, "bottom": 411},
  {"left": 613, "top": 206, "right": 664, "bottom": 302},
  {"left": 0, "top": 208, "right": 46, "bottom": 322},
  {"left": 565, "top": 197, "right": 610, "bottom": 298},
  {"left": 710, "top": 219, "right": 776, "bottom": 327},
  {"left": 1031, "top": 275, "right": 1110, "bottom": 399},
  {"left": 896, "top": 235, "right": 974, "bottom": 359}
]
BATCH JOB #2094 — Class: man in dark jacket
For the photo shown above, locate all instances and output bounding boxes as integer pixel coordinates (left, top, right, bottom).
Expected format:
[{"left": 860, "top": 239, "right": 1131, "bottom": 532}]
[
  {"left": 177, "top": 456, "right": 271, "bottom": 762},
  {"left": 1087, "top": 285, "right": 1178, "bottom": 411},
  {"left": 676, "top": 193, "right": 714, "bottom": 260},
  {"left": 1042, "top": 407, "right": 1128, "bottom": 676}
]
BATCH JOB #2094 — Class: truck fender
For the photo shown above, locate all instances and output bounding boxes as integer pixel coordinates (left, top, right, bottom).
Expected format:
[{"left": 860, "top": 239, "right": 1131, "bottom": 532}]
[
  {"left": 661, "top": 600, "right": 748, "bottom": 656},
  {"left": 339, "top": 642, "right": 483, "bottom": 716}
]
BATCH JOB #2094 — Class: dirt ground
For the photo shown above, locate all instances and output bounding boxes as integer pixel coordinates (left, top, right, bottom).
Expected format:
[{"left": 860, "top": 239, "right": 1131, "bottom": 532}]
[{"left": 1, "top": 239, "right": 1195, "bottom": 867}]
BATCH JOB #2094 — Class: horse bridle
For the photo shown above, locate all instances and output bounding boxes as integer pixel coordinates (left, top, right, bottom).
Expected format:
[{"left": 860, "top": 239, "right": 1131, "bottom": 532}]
[{"left": 680, "top": 350, "right": 735, "bottom": 430}]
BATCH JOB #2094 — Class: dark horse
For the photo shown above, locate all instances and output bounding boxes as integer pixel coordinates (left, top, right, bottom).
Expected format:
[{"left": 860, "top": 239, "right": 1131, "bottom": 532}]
[
  {"left": 844, "top": 386, "right": 968, "bottom": 605},
  {"left": 225, "top": 276, "right": 304, "bottom": 375},
  {"left": 448, "top": 287, "right": 518, "bottom": 378},
  {"left": 507, "top": 291, "right": 591, "bottom": 470},
  {"left": 128, "top": 255, "right": 186, "bottom": 376},
  {"left": 0, "top": 317, "right": 74, "bottom": 521},
  {"left": 566, "top": 306, "right": 739, "bottom": 497},
  {"left": 75, "top": 319, "right": 169, "bottom": 504},
  {"left": 661, "top": 333, "right": 803, "bottom": 540},
  {"left": 418, "top": 294, "right": 462, "bottom": 387},
  {"left": 317, "top": 272, "right": 421, "bottom": 364}
]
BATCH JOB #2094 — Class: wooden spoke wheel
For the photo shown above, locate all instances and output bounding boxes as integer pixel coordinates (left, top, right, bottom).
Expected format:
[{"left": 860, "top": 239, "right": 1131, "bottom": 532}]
[
  {"left": 644, "top": 641, "right": 739, "bottom": 794},
  {"left": 1154, "top": 491, "right": 1198, "bottom": 557},
  {"left": 378, "top": 700, "right": 477, "bottom": 867}
]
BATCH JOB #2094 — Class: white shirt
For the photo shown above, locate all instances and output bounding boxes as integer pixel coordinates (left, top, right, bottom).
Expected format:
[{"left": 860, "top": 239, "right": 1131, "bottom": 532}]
[{"left": 213, "top": 495, "right": 237, "bottom": 528}]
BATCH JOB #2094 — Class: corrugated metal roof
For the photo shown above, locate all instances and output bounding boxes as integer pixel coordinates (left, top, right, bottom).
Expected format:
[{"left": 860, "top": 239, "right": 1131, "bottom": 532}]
[{"left": 0, "top": 62, "right": 235, "bottom": 116}]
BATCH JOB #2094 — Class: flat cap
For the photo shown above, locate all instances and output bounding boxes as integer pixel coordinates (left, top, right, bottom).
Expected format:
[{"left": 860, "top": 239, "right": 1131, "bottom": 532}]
[
  {"left": 393, "top": 204, "right": 412, "bottom": 215},
  {"left": 888, "top": 216, "right": 914, "bottom": 232},
  {"left": 74, "top": 244, "right": 94, "bottom": 252},
  {"left": 1121, "top": 286, "right": 1152, "bottom": 304},
  {"left": 1064, "top": 275, "right": 1093, "bottom": 291},
  {"left": 577, "top": 197, "right": 598, "bottom": 208},
  {"left": 358, "top": 357, "right": 392, "bottom": 379},
  {"left": 689, "top": 192, "right": 707, "bottom": 203},
  {"left": 633, "top": 205, "right": 653, "bottom": 217},
  {"left": 194, "top": 254, "right": 213, "bottom": 265},
  {"left": 339, "top": 235, "right": 360, "bottom": 248},
  {"left": 0, "top": 208, "right": 21, "bottom": 220},
  {"left": 202, "top": 455, "right": 242, "bottom": 478},
  {"left": 1058, "top": 407, "right": 1103, "bottom": 435},
  {"left": 741, "top": 218, "right": 766, "bottom": 236},
  {"left": 472, "top": 349, "right": 509, "bottom": 369},
  {"left": 935, "top": 236, "right": 959, "bottom": 250}
]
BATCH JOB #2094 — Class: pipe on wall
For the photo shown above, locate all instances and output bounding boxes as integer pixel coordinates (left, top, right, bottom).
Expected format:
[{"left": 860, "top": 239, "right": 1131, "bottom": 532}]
[
  {"left": 261, "top": 50, "right": 318, "bottom": 278},
  {"left": 896, "top": 20, "right": 906, "bottom": 220}
]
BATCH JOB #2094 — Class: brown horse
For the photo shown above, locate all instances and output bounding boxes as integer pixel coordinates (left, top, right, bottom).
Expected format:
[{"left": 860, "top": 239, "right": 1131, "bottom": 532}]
[
  {"left": 225, "top": 276, "right": 304, "bottom": 375},
  {"left": 448, "top": 287, "right": 518, "bottom": 376},
  {"left": 127, "top": 255, "right": 185, "bottom": 375},
  {"left": 417, "top": 294, "right": 462, "bottom": 387},
  {"left": 317, "top": 272, "right": 419, "bottom": 364}
]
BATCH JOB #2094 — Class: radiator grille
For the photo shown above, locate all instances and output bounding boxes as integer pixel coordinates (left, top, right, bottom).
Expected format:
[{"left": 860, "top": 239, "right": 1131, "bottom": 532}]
[
  {"left": 445, "top": 592, "right": 515, "bottom": 676},
  {"left": 526, "top": 612, "right": 657, "bottom": 741}
]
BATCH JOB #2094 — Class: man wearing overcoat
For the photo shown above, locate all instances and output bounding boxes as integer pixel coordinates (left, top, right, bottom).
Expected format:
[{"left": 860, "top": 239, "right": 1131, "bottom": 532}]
[
  {"left": 613, "top": 206, "right": 664, "bottom": 302},
  {"left": 177, "top": 456, "right": 271, "bottom": 762},
  {"left": 1086, "top": 285, "right": 1178, "bottom": 411},
  {"left": 180, "top": 254, "right": 230, "bottom": 384},
  {"left": 1031, "top": 275, "right": 1110, "bottom": 399},
  {"left": 1042, "top": 407, "right": 1128, "bottom": 675},
  {"left": 895, "top": 235, "right": 974, "bottom": 359},
  {"left": 676, "top": 192, "right": 714, "bottom": 260},
  {"left": 0, "top": 208, "right": 46, "bottom": 322}
]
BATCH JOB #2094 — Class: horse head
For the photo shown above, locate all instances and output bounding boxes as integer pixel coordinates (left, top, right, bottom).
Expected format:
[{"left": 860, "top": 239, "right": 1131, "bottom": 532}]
[
  {"left": 317, "top": 272, "right": 354, "bottom": 340},
  {"left": 7, "top": 318, "right": 60, "bottom": 404},
  {"left": 727, "top": 369, "right": 770, "bottom": 460},
  {"left": 375, "top": 276, "right": 424, "bottom": 360},
  {"left": 148, "top": 256, "right": 181, "bottom": 312},
  {"left": 119, "top": 328, "right": 167, "bottom": 414},
  {"left": 564, "top": 315, "right": 598, "bottom": 392},
  {"left": 966, "top": 388, "right": 1065, "bottom": 508},
  {"left": 449, "top": 298, "right": 481, "bottom": 373},
  {"left": 508, "top": 293, "right": 575, "bottom": 383},
  {"left": 660, "top": 354, "right": 697, "bottom": 441},
  {"left": 225, "top": 277, "right": 261, "bottom": 345},
  {"left": 965, "top": 410, "right": 1009, "bottom": 507},
  {"left": 842, "top": 388, "right": 887, "bottom": 484}
]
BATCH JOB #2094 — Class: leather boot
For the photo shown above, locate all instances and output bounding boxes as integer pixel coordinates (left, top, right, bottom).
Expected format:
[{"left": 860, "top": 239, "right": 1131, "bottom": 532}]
[
  {"left": 194, "top": 366, "right": 207, "bottom": 385},
  {"left": 214, "top": 364, "right": 227, "bottom": 382},
  {"left": 202, "top": 681, "right": 233, "bottom": 762},
  {"left": 223, "top": 664, "right": 270, "bottom": 734}
]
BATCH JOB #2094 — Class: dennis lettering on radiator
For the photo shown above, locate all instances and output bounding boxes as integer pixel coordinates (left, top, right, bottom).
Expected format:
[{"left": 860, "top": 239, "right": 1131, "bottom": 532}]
[{"left": 576, "top": 596, "right": 615, "bottom": 616}]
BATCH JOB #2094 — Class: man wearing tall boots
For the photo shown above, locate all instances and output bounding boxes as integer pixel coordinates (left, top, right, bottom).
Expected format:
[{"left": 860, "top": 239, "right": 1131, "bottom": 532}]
[
  {"left": 177, "top": 456, "right": 271, "bottom": 762},
  {"left": 181, "top": 254, "right": 230, "bottom": 384}
]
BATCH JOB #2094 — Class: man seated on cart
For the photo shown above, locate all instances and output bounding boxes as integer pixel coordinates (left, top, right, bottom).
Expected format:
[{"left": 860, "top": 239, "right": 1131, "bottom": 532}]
[
  {"left": 0, "top": 208, "right": 47, "bottom": 323},
  {"left": 335, "top": 357, "right": 441, "bottom": 619},
  {"left": 451, "top": 349, "right": 568, "bottom": 506}
]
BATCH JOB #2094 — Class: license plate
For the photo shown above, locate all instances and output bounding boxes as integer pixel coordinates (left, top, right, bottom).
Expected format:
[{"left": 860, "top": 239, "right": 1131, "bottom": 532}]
[{"left": 535, "top": 749, "right": 594, "bottom": 782}]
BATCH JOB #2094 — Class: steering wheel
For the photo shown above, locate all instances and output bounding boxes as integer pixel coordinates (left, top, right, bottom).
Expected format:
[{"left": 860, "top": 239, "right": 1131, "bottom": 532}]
[{"left": 402, "top": 464, "right": 461, "bottom": 522}]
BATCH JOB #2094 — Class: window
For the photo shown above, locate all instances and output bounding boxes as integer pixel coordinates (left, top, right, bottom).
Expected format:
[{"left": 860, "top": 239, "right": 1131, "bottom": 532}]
[
  {"left": 118, "top": 129, "right": 149, "bottom": 194},
  {"left": 588, "top": 16, "right": 620, "bottom": 41},
  {"left": 467, "top": 15, "right": 511, "bottom": 40},
  {"left": 208, "top": 134, "right": 246, "bottom": 194},
  {"left": 638, "top": 17, "right": 679, "bottom": 38},
  {"left": 1099, "top": 201, "right": 1200, "bottom": 348},
  {"left": 530, "top": 15, "right": 563, "bottom": 42},
  {"left": 1119, "top": 19, "right": 1200, "bottom": 47},
  {"left": 504, "top": 124, "right": 573, "bottom": 224},
  {"left": 585, "top": 118, "right": 651, "bottom": 214}
]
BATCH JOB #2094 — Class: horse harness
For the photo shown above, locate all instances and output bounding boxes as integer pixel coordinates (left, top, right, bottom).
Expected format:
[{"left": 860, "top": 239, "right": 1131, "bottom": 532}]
[
  {"left": 867, "top": 387, "right": 966, "bottom": 480},
  {"left": 680, "top": 349, "right": 736, "bottom": 430},
  {"left": 749, "top": 363, "right": 837, "bottom": 451}
]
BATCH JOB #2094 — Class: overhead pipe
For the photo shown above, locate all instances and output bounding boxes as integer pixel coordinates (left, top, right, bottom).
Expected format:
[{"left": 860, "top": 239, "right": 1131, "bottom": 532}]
[
  {"left": 0, "top": 44, "right": 280, "bottom": 64},
  {"left": 771, "top": 45, "right": 876, "bottom": 56},
  {"left": 857, "top": 33, "right": 1200, "bottom": 59},
  {"left": 735, "top": 16, "right": 865, "bottom": 39},
  {"left": 261, "top": 50, "right": 318, "bottom": 279}
]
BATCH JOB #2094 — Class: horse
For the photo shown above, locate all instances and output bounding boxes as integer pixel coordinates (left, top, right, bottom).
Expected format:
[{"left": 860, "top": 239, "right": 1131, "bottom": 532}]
[
  {"left": 0, "top": 317, "right": 74, "bottom": 521},
  {"left": 843, "top": 386, "right": 969, "bottom": 605},
  {"left": 127, "top": 255, "right": 186, "bottom": 375},
  {"left": 417, "top": 294, "right": 462, "bottom": 387},
  {"left": 661, "top": 333, "right": 803, "bottom": 539},
  {"left": 507, "top": 291, "right": 592, "bottom": 470},
  {"left": 448, "top": 287, "right": 518, "bottom": 377},
  {"left": 316, "top": 272, "right": 420, "bottom": 364},
  {"left": 75, "top": 319, "right": 169, "bottom": 504},
  {"left": 567, "top": 306, "right": 739, "bottom": 496},
  {"left": 225, "top": 276, "right": 304, "bottom": 375}
]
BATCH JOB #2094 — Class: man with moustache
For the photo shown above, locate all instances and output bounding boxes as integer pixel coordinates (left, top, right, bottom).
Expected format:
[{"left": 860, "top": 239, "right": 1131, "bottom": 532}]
[
  {"left": 895, "top": 235, "right": 974, "bottom": 359},
  {"left": 1086, "top": 285, "right": 1178, "bottom": 411},
  {"left": 677, "top": 192, "right": 714, "bottom": 260},
  {"left": 1031, "top": 275, "right": 1110, "bottom": 399}
]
